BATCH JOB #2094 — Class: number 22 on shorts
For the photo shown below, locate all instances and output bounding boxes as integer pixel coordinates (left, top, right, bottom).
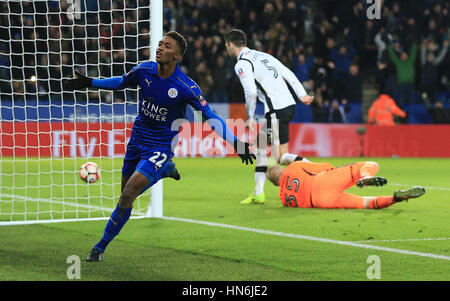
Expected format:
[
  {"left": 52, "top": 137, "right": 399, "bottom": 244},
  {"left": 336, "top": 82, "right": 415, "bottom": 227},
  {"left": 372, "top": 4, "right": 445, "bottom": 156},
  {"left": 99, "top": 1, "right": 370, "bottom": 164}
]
[{"left": 148, "top": 151, "right": 168, "bottom": 169}]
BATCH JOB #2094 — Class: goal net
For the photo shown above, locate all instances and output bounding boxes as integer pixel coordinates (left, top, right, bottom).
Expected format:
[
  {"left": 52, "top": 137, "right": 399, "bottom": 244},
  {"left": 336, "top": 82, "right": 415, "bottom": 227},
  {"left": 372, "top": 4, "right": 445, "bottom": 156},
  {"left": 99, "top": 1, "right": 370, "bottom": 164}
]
[{"left": 0, "top": 0, "right": 163, "bottom": 225}]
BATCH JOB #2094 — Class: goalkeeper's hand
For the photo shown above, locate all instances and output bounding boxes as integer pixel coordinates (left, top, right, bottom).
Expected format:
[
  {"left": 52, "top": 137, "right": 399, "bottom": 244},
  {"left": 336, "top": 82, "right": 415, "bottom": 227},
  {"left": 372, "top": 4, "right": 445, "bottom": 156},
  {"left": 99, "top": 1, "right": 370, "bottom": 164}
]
[
  {"left": 62, "top": 71, "right": 93, "bottom": 90},
  {"left": 233, "top": 139, "right": 256, "bottom": 165}
]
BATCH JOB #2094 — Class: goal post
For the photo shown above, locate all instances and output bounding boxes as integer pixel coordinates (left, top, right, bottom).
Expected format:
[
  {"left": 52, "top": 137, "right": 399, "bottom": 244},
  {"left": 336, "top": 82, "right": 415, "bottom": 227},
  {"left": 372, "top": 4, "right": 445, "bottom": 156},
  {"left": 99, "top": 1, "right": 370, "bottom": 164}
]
[
  {"left": 147, "top": 0, "right": 163, "bottom": 218},
  {"left": 0, "top": 0, "right": 164, "bottom": 225}
]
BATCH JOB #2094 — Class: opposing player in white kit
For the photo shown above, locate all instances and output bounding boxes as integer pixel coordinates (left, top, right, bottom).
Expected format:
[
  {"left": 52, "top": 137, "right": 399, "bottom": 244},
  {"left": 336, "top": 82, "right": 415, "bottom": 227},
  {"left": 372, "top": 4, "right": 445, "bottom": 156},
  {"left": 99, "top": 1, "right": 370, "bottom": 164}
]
[{"left": 224, "top": 29, "right": 314, "bottom": 205}]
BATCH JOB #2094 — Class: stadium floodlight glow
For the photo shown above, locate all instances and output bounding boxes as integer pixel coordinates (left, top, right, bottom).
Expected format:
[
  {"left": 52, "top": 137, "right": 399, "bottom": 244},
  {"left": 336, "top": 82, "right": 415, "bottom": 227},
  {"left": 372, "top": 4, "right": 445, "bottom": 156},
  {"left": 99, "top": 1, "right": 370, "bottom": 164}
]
[{"left": 0, "top": 0, "right": 163, "bottom": 225}]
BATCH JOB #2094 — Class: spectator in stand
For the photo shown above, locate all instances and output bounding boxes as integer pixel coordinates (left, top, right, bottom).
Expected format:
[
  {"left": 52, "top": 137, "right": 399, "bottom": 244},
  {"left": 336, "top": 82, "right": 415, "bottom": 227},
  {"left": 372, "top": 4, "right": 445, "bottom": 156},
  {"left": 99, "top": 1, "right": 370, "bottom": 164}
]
[
  {"left": 387, "top": 42, "right": 418, "bottom": 109},
  {"left": 211, "top": 55, "right": 230, "bottom": 102},
  {"left": 422, "top": 92, "right": 450, "bottom": 124},
  {"left": 323, "top": 99, "right": 350, "bottom": 123},
  {"left": 311, "top": 91, "right": 326, "bottom": 123},
  {"left": 420, "top": 39, "right": 449, "bottom": 104},
  {"left": 340, "top": 62, "right": 389, "bottom": 104},
  {"left": 12, "top": 81, "right": 25, "bottom": 101},
  {"left": 1, "top": 0, "right": 449, "bottom": 121},
  {"left": 309, "top": 56, "right": 334, "bottom": 104},
  {"left": 293, "top": 53, "right": 314, "bottom": 83},
  {"left": 424, "top": 19, "right": 441, "bottom": 42},
  {"left": 374, "top": 28, "right": 399, "bottom": 94},
  {"left": 427, "top": 101, "right": 450, "bottom": 124},
  {"left": 328, "top": 43, "right": 356, "bottom": 94},
  {"left": 0, "top": 49, "right": 10, "bottom": 93},
  {"left": 191, "top": 60, "right": 214, "bottom": 100},
  {"left": 313, "top": 21, "right": 335, "bottom": 61},
  {"left": 374, "top": 28, "right": 391, "bottom": 65},
  {"left": 368, "top": 94, "right": 406, "bottom": 126},
  {"left": 361, "top": 20, "right": 379, "bottom": 70},
  {"left": 340, "top": 64, "right": 363, "bottom": 104}
]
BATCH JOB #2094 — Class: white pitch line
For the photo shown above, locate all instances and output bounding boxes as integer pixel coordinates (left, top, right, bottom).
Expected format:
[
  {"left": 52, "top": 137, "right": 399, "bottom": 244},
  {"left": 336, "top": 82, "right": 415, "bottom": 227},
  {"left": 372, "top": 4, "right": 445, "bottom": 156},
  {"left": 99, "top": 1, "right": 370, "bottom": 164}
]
[
  {"left": 391, "top": 183, "right": 450, "bottom": 192},
  {"left": 161, "top": 216, "right": 450, "bottom": 261},
  {"left": 0, "top": 215, "right": 146, "bottom": 226},
  {"left": 0, "top": 193, "right": 107, "bottom": 212},
  {"left": 0, "top": 193, "right": 142, "bottom": 216},
  {"left": 0, "top": 193, "right": 144, "bottom": 226},
  {"left": 1, "top": 194, "right": 449, "bottom": 260},
  {"left": 353, "top": 237, "right": 450, "bottom": 243}
]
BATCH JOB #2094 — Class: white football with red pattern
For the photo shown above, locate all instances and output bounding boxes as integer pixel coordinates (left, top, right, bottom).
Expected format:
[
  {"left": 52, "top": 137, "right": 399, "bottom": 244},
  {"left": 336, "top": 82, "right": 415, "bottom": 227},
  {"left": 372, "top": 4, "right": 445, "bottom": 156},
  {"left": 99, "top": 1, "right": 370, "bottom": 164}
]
[{"left": 79, "top": 162, "right": 101, "bottom": 183}]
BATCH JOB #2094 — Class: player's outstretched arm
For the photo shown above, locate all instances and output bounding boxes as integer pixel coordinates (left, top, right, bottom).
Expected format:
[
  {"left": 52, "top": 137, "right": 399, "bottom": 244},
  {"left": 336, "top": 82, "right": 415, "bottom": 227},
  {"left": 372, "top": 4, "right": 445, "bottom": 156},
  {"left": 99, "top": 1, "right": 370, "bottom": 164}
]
[
  {"left": 234, "top": 60, "right": 257, "bottom": 123},
  {"left": 62, "top": 71, "right": 93, "bottom": 90},
  {"left": 277, "top": 63, "right": 314, "bottom": 105},
  {"left": 233, "top": 139, "right": 256, "bottom": 165},
  {"left": 184, "top": 77, "right": 256, "bottom": 165},
  {"left": 202, "top": 107, "right": 255, "bottom": 165},
  {"left": 62, "top": 70, "right": 126, "bottom": 91}
]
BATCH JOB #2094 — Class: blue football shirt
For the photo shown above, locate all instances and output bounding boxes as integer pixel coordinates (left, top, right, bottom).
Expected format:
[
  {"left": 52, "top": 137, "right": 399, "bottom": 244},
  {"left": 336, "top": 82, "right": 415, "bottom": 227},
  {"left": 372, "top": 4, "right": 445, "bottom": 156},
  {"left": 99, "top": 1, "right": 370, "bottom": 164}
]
[{"left": 118, "top": 61, "right": 234, "bottom": 152}]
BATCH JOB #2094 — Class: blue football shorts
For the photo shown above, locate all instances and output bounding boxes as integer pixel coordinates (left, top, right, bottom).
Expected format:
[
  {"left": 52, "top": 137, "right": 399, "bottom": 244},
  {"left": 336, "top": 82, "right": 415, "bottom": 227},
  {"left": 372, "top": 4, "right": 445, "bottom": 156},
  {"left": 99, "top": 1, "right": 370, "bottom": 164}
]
[{"left": 122, "top": 142, "right": 174, "bottom": 192}]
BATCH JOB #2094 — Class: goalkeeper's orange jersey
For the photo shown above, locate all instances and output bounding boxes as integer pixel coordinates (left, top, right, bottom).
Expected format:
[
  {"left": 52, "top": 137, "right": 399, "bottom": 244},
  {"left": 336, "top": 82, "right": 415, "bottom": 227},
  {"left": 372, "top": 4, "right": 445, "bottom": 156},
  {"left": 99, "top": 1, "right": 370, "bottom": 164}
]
[{"left": 279, "top": 162, "right": 334, "bottom": 208}]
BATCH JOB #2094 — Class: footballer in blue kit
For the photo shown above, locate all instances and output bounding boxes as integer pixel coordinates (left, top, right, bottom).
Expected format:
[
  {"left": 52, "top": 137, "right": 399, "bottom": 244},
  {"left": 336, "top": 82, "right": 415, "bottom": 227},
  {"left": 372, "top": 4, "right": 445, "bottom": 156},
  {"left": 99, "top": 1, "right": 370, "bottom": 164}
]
[{"left": 63, "top": 31, "right": 255, "bottom": 262}]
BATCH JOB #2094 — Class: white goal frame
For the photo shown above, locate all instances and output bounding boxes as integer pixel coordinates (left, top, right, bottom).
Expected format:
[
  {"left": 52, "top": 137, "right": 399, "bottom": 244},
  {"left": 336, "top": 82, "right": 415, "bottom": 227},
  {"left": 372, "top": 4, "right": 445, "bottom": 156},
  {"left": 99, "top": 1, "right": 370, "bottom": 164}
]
[
  {"left": 146, "top": 0, "right": 163, "bottom": 218},
  {"left": 0, "top": 0, "right": 164, "bottom": 225}
]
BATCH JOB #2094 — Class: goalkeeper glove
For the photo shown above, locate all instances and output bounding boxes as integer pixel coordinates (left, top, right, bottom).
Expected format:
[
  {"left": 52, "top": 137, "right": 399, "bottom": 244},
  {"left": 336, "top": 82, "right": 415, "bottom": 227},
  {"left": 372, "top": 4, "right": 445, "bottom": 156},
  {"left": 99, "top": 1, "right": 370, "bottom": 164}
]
[
  {"left": 233, "top": 139, "right": 256, "bottom": 165},
  {"left": 63, "top": 71, "right": 93, "bottom": 90}
]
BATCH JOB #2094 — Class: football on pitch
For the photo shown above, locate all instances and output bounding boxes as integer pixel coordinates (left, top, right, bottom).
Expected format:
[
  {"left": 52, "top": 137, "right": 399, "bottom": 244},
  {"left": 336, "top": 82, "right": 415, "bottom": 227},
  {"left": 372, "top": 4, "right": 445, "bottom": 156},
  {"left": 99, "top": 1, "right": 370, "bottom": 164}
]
[{"left": 79, "top": 162, "right": 101, "bottom": 183}]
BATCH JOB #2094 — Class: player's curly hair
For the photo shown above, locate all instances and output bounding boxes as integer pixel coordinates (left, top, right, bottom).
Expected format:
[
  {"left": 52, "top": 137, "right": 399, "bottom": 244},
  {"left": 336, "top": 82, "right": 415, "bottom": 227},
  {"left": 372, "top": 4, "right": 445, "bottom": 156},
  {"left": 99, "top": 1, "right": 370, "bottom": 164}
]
[
  {"left": 165, "top": 31, "right": 187, "bottom": 56},
  {"left": 224, "top": 29, "right": 247, "bottom": 47}
]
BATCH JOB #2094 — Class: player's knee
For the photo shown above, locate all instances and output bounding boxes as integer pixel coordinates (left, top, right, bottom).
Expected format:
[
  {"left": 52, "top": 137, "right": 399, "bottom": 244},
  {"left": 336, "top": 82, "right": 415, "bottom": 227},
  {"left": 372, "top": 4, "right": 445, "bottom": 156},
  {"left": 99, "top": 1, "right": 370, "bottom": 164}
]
[
  {"left": 256, "top": 151, "right": 269, "bottom": 167},
  {"left": 120, "top": 185, "right": 140, "bottom": 207},
  {"left": 121, "top": 176, "right": 129, "bottom": 193}
]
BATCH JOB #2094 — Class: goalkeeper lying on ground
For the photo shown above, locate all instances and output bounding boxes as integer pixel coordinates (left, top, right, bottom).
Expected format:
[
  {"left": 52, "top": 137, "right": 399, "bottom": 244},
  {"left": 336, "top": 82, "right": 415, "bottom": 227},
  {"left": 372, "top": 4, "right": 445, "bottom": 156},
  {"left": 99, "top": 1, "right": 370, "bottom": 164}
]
[
  {"left": 63, "top": 31, "right": 256, "bottom": 262},
  {"left": 266, "top": 161, "right": 425, "bottom": 209}
]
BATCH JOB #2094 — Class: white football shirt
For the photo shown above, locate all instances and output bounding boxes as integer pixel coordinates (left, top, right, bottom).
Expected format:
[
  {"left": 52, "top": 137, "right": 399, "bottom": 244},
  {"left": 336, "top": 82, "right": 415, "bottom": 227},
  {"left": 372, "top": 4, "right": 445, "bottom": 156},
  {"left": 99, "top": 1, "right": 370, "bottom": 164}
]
[{"left": 234, "top": 47, "right": 307, "bottom": 119}]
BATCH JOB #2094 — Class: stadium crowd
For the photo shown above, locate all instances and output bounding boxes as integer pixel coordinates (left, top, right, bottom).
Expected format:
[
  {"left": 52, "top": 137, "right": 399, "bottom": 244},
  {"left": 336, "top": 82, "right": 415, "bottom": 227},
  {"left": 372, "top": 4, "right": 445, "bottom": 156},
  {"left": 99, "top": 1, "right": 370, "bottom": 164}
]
[{"left": 0, "top": 0, "right": 449, "bottom": 123}]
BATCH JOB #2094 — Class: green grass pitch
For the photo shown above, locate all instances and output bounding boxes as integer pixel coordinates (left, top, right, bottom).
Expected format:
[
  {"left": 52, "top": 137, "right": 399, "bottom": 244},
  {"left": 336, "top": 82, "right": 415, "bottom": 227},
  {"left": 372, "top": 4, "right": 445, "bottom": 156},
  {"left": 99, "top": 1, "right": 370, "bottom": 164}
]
[{"left": 0, "top": 157, "right": 449, "bottom": 281}]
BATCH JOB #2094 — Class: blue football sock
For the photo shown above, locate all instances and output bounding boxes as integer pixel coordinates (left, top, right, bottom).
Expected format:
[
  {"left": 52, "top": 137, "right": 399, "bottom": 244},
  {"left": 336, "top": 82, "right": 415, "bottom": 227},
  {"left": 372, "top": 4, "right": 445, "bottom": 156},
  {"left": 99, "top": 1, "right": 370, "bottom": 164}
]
[{"left": 94, "top": 203, "right": 132, "bottom": 252}]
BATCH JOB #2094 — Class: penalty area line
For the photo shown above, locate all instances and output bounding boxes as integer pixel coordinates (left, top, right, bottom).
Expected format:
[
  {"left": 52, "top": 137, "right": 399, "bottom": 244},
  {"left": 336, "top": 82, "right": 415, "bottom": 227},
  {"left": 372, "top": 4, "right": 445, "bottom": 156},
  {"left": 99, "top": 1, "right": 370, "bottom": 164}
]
[{"left": 161, "top": 216, "right": 450, "bottom": 261}]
